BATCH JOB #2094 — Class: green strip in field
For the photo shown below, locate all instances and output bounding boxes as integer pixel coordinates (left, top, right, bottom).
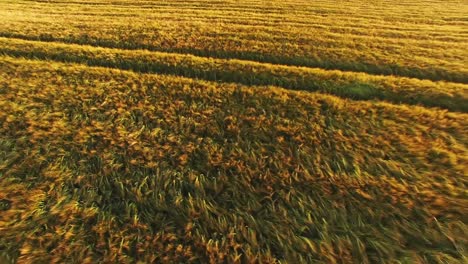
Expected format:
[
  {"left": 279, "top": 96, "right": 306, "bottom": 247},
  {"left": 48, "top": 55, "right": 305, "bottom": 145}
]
[{"left": 1, "top": 37, "right": 467, "bottom": 112}]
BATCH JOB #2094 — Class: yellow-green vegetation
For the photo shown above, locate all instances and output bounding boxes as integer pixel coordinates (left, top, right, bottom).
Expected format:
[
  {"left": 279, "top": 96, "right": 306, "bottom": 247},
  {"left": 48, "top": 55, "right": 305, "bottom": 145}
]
[
  {"left": 1, "top": 37, "right": 467, "bottom": 112},
  {"left": 2, "top": 0, "right": 468, "bottom": 82},
  {"left": 0, "top": 0, "right": 467, "bottom": 263}
]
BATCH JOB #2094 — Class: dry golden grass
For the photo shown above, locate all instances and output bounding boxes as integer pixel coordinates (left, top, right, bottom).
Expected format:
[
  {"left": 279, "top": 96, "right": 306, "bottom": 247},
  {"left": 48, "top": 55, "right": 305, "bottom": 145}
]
[
  {"left": 0, "top": 0, "right": 467, "bottom": 263},
  {"left": 1, "top": 0, "right": 467, "bottom": 81},
  {"left": 1, "top": 56, "right": 467, "bottom": 263},
  {"left": 1, "top": 37, "right": 467, "bottom": 112}
]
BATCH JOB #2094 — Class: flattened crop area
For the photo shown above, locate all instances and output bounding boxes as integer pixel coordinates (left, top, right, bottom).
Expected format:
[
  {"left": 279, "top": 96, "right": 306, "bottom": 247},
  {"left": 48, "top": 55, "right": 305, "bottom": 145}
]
[{"left": 0, "top": 0, "right": 467, "bottom": 263}]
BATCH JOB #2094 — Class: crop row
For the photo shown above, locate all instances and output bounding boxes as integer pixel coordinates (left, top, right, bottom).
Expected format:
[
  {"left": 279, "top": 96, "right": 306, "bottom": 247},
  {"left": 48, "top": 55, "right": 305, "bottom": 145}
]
[
  {"left": 1, "top": 37, "right": 467, "bottom": 112},
  {"left": 1, "top": 0, "right": 467, "bottom": 82}
]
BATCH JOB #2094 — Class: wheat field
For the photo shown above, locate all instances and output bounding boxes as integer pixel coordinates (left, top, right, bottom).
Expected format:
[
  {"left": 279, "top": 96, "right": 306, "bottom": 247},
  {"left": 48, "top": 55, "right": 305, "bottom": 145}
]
[{"left": 0, "top": 0, "right": 467, "bottom": 263}]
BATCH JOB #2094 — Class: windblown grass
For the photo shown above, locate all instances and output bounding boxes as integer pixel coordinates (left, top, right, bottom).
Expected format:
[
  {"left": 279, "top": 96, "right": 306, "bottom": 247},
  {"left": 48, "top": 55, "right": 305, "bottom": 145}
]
[
  {"left": 0, "top": 57, "right": 467, "bottom": 263},
  {"left": 1, "top": 0, "right": 468, "bottom": 263}
]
